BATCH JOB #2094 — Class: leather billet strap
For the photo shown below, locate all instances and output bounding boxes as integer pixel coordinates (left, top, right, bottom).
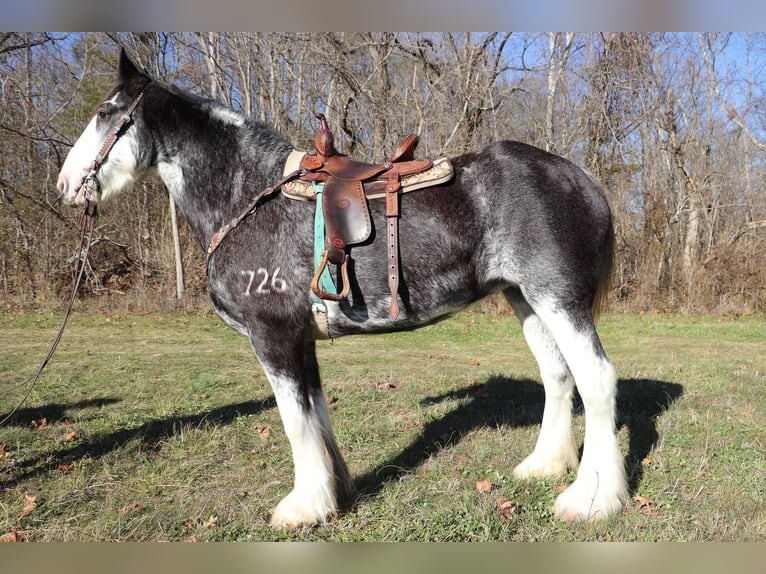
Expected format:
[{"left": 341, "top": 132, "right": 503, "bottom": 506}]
[{"left": 386, "top": 171, "right": 402, "bottom": 319}]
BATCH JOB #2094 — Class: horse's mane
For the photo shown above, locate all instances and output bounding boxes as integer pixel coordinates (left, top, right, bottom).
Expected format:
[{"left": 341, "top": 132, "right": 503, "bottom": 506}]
[{"left": 163, "top": 82, "right": 292, "bottom": 153}]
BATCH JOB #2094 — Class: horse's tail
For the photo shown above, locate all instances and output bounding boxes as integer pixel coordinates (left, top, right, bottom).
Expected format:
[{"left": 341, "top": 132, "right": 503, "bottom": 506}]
[{"left": 593, "top": 211, "right": 615, "bottom": 321}]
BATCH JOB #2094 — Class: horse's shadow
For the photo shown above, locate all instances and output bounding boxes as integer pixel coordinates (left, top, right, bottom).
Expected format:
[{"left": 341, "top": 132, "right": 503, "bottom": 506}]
[
  {"left": 353, "top": 376, "right": 684, "bottom": 500},
  {"left": 0, "top": 397, "right": 275, "bottom": 490},
  {"left": 2, "top": 377, "right": 681, "bottom": 503}
]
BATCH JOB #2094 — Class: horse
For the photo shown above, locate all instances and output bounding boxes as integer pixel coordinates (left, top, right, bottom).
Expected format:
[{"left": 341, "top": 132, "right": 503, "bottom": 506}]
[{"left": 57, "top": 49, "right": 628, "bottom": 528}]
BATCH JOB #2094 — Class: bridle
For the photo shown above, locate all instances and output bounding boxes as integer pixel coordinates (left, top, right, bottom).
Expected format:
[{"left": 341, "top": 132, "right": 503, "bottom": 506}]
[
  {"left": 0, "top": 82, "right": 150, "bottom": 426},
  {"left": 76, "top": 81, "right": 151, "bottom": 215}
]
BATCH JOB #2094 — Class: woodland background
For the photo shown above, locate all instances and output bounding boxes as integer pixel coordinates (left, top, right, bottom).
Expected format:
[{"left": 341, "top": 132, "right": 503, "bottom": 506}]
[{"left": 1, "top": 32, "right": 765, "bottom": 313}]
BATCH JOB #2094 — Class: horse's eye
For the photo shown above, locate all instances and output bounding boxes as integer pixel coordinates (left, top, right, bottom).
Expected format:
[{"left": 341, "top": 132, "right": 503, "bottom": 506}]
[{"left": 97, "top": 103, "right": 114, "bottom": 121}]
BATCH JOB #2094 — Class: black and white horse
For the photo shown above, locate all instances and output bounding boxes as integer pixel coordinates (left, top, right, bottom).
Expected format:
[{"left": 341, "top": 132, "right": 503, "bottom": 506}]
[{"left": 57, "top": 50, "right": 628, "bottom": 527}]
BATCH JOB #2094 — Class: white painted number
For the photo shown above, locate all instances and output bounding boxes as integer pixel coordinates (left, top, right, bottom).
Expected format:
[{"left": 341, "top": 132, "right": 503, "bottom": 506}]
[{"left": 241, "top": 268, "right": 289, "bottom": 295}]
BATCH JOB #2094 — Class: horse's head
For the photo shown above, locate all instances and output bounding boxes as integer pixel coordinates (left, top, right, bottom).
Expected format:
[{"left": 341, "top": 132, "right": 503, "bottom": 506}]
[{"left": 57, "top": 49, "right": 153, "bottom": 207}]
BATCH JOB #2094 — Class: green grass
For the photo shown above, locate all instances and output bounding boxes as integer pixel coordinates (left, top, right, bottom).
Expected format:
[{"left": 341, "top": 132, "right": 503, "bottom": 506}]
[{"left": 1, "top": 310, "right": 764, "bottom": 541}]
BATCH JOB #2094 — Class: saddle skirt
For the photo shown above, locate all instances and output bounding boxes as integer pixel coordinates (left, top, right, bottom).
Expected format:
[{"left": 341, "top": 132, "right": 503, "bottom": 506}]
[{"left": 281, "top": 150, "right": 454, "bottom": 201}]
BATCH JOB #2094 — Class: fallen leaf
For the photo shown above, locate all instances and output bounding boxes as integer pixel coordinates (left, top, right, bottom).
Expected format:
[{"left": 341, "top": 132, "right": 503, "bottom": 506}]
[
  {"left": 0, "top": 530, "right": 18, "bottom": 543},
  {"left": 64, "top": 431, "right": 76, "bottom": 441},
  {"left": 555, "top": 484, "right": 568, "bottom": 493},
  {"left": 120, "top": 503, "right": 145, "bottom": 514},
  {"left": 18, "top": 494, "right": 37, "bottom": 518},
  {"left": 475, "top": 479, "right": 493, "bottom": 493},
  {"left": 473, "top": 385, "right": 489, "bottom": 398},
  {"left": 468, "top": 359, "right": 480, "bottom": 366},
  {"left": 496, "top": 497, "right": 516, "bottom": 519},
  {"left": 376, "top": 381, "right": 397, "bottom": 390},
  {"left": 632, "top": 494, "right": 655, "bottom": 511},
  {"left": 190, "top": 536, "right": 202, "bottom": 543},
  {"left": 201, "top": 515, "right": 218, "bottom": 529},
  {"left": 30, "top": 418, "right": 48, "bottom": 431},
  {"left": 58, "top": 462, "right": 74, "bottom": 473},
  {"left": 0, "top": 443, "right": 8, "bottom": 457},
  {"left": 258, "top": 426, "right": 271, "bottom": 439}
]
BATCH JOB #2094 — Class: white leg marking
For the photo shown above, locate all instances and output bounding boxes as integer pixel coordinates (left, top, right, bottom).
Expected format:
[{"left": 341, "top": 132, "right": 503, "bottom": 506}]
[
  {"left": 264, "top": 369, "right": 341, "bottom": 528},
  {"left": 536, "top": 307, "right": 628, "bottom": 521},
  {"left": 510, "top": 310, "right": 578, "bottom": 479}
]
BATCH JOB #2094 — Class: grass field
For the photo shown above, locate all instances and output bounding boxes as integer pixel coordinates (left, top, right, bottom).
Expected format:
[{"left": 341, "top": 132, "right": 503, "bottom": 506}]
[{"left": 1, "top": 309, "right": 764, "bottom": 541}]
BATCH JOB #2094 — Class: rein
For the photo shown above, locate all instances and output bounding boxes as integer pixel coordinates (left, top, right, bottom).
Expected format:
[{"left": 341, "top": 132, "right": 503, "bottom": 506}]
[
  {"left": 205, "top": 168, "right": 302, "bottom": 270},
  {"left": 0, "top": 85, "right": 149, "bottom": 426},
  {"left": 0, "top": 210, "right": 97, "bottom": 426}
]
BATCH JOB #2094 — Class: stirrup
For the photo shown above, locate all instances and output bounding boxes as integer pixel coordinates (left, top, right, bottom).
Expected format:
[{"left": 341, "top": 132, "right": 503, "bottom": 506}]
[{"left": 311, "top": 249, "right": 350, "bottom": 302}]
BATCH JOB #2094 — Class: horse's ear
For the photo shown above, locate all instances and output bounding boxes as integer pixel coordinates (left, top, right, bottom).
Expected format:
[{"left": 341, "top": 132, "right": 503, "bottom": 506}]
[{"left": 118, "top": 48, "right": 149, "bottom": 97}]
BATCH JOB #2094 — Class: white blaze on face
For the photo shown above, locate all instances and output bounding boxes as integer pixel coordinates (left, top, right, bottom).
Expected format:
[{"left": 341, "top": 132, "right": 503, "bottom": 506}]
[
  {"left": 56, "top": 114, "right": 100, "bottom": 206},
  {"left": 56, "top": 92, "right": 142, "bottom": 206}
]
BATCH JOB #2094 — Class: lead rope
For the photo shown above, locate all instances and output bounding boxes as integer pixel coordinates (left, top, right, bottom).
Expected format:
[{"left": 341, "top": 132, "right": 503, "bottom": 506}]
[
  {"left": 0, "top": 203, "right": 98, "bottom": 426},
  {"left": 0, "top": 84, "right": 149, "bottom": 425}
]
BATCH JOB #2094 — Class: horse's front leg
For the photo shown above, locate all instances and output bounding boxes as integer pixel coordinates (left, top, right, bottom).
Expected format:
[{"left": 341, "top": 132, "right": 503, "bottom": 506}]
[{"left": 254, "top": 337, "right": 353, "bottom": 527}]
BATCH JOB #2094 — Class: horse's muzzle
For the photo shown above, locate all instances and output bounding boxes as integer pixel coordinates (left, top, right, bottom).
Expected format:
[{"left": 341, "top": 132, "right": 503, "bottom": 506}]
[{"left": 57, "top": 171, "right": 100, "bottom": 207}]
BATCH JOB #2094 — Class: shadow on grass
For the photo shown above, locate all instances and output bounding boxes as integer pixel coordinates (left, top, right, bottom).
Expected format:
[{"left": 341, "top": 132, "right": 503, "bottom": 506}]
[
  {"left": 3, "top": 376, "right": 682, "bottom": 508},
  {"left": 352, "top": 376, "right": 683, "bottom": 503},
  {"left": 1, "top": 396, "right": 275, "bottom": 490},
  {"left": 0, "top": 397, "right": 122, "bottom": 428}
]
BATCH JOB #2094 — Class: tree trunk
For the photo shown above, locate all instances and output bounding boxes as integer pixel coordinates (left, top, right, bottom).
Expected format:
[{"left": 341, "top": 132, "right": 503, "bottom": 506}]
[{"left": 169, "top": 194, "right": 185, "bottom": 300}]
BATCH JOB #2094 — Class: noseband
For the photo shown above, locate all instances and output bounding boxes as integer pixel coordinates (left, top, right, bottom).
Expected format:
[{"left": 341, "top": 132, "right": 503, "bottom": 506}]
[{"left": 76, "top": 81, "right": 151, "bottom": 214}]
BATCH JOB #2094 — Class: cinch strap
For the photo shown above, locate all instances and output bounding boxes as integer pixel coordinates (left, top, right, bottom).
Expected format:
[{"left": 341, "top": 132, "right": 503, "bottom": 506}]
[{"left": 312, "top": 182, "right": 338, "bottom": 302}]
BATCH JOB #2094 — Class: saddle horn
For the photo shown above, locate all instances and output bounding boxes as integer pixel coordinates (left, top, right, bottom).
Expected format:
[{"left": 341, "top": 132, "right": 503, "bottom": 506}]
[{"left": 313, "top": 113, "right": 337, "bottom": 159}]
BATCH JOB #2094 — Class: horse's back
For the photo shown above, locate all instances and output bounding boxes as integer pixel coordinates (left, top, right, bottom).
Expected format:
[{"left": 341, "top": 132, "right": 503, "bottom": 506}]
[
  {"left": 325, "top": 140, "right": 612, "bottom": 333},
  {"left": 458, "top": 140, "right": 613, "bottom": 303}
]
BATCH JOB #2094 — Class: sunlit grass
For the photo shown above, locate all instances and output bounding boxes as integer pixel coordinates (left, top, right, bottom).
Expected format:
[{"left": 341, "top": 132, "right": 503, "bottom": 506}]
[{"left": 1, "top": 310, "right": 764, "bottom": 540}]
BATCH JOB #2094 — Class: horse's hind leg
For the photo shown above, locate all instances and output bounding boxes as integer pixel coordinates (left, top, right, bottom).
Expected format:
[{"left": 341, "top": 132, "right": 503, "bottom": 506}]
[
  {"left": 504, "top": 288, "right": 579, "bottom": 478},
  {"left": 253, "top": 337, "right": 353, "bottom": 527},
  {"left": 531, "top": 302, "right": 628, "bottom": 521}
]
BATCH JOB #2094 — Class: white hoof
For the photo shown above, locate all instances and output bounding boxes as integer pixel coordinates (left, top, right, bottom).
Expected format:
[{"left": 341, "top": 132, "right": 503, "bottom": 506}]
[
  {"left": 552, "top": 475, "right": 627, "bottom": 522},
  {"left": 513, "top": 448, "right": 577, "bottom": 479},
  {"left": 270, "top": 488, "right": 337, "bottom": 528}
]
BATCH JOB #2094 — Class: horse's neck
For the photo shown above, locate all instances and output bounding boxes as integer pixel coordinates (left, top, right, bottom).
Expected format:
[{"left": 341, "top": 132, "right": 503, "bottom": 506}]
[{"left": 155, "top": 119, "right": 289, "bottom": 251}]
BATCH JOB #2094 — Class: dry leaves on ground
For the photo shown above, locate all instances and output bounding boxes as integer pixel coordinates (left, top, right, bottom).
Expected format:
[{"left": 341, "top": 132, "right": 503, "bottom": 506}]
[
  {"left": 475, "top": 479, "right": 493, "bottom": 493},
  {"left": 120, "top": 503, "right": 145, "bottom": 514},
  {"left": 496, "top": 497, "right": 517, "bottom": 519},
  {"left": 632, "top": 494, "right": 655, "bottom": 512},
  {"left": 18, "top": 495, "right": 37, "bottom": 518},
  {"left": 0, "top": 530, "right": 19, "bottom": 543},
  {"left": 30, "top": 418, "right": 48, "bottom": 431},
  {"left": 185, "top": 515, "right": 218, "bottom": 529}
]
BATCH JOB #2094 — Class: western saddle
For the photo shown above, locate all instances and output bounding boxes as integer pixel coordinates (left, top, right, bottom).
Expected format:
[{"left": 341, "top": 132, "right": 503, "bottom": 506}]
[{"left": 282, "top": 114, "right": 453, "bottom": 319}]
